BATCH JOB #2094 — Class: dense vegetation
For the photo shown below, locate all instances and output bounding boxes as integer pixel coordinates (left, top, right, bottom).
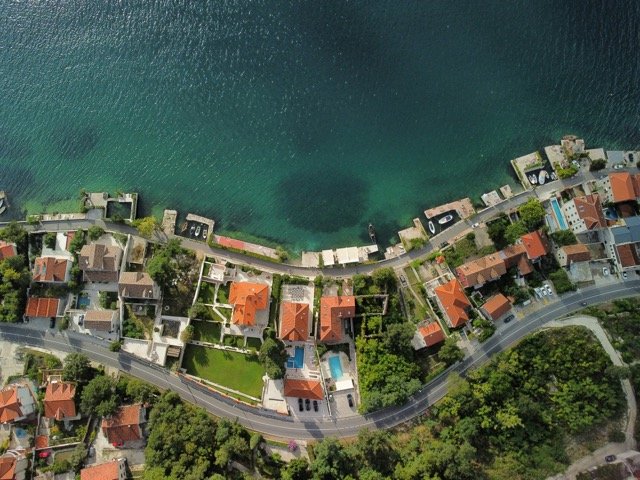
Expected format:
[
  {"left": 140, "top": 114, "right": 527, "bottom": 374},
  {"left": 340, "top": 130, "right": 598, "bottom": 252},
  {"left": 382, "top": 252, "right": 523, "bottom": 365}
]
[
  {"left": 551, "top": 229, "right": 577, "bottom": 246},
  {"left": 0, "top": 223, "right": 31, "bottom": 322},
  {"left": 304, "top": 327, "right": 624, "bottom": 480}
]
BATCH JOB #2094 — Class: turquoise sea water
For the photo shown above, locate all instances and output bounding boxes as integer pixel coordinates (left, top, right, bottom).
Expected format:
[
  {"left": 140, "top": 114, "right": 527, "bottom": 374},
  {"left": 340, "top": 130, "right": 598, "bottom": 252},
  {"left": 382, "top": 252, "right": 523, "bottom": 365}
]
[{"left": 1, "top": 1, "right": 639, "bottom": 251}]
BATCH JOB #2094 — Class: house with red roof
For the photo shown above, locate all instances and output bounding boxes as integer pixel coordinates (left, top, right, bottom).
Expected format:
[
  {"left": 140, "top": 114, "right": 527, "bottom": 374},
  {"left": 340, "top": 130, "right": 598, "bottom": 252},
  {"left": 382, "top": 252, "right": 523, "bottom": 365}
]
[
  {"left": 0, "top": 242, "right": 17, "bottom": 262},
  {"left": 319, "top": 296, "right": 355, "bottom": 343},
  {"left": 602, "top": 172, "right": 640, "bottom": 204},
  {"left": 519, "top": 230, "right": 549, "bottom": 262},
  {"left": 602, "top": 216, "right": 640, "bottom": 272},
  {"left": 562, "top": 194, "right": 607, "bottom": 234},
  {"left": 44, "top": 381, "right": 78, "bottom": 424},
  {"left": 413, "top": 322, "right": 445, "bottom": 349},
  {"left": 0, "top": 384, "right": 36, "bottom": 424},
  {"left": 101, "top": 404, "right": 145, "bottom": 446},
  {"left": 283, "top": 378, "right": 324, "bottom": 400},
  {"left": 32, "top": 257, "right": 70, "bottom": 284},
  {"left": 0, "top": 451, "right": 28, "bottom": 480},
  {"left": 279, "top": 302, "right": 310, "bottom": 342},
  {"left": 455, "top": 253, "right": 506, "bottom": 289},
  {"left": 481, "top": 294, "right": 512, "bottom": 321},
  {"left": 556, "top": 244, "right": 592, "bottom": 268},
  {"left": 228, "top": 282, "right": 269, "bottom": 327},
  {"left": 25, "top": 297, "right": 60, "bottom": 319},
  {"left": 80, "top": 458, "right": 127, "bottom": 480},
  {"left": 433, "top": 279, "right": 472, "bottom": 329}
]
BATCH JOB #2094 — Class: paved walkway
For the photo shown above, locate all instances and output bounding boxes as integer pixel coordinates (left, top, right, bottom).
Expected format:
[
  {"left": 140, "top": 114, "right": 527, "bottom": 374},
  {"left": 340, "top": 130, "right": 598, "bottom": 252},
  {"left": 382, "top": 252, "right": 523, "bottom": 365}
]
[{"left": 545, "top": 316, "right": 637, "bottom": 480}]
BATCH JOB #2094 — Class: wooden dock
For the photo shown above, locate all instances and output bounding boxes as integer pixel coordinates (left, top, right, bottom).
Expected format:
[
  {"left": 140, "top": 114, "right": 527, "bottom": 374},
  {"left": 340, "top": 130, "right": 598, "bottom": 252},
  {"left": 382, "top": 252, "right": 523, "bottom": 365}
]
[{"left": 161, "top": 209, "right": 177, "bottom": 235}]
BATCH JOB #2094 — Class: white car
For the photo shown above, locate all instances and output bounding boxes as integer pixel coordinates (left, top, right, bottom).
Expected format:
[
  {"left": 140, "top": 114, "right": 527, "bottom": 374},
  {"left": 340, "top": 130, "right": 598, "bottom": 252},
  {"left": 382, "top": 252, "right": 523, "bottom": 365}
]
[
  {"left": 613, "top": 163, "right": 625, "bottom": 170},
  {"left": 623, "top": 271, "right": 628, "bottom": 279},
  {"left": 540, "top": 288, "right": 547, "bottom": 296},
  {"left": 603, "top": 267, "right": 609, "bottom": 276},
  {"left": 545, "top": 285, "right": 553, "bottom": 296}
]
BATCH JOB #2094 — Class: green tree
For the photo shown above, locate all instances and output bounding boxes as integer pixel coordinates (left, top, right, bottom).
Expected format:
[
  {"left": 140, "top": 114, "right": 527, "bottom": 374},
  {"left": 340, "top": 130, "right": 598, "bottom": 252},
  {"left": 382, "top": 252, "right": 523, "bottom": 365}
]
[
  {"left": 80, "top": 376, "right": 118, "bottom": 417},
  {"left": 551, "top": 229, "right": 577, "bottom": 246},
  {"left": 259, "top": 337, "right": 287, "bottom": 379},
  {"left": 504, "top": 221, "right": 527, "bottom": 244},
  {"left": 68, "top": 443, "right": 87, "bottom": 472},
  {"left": 62, "top": 353, "right": 93, "bottom": 385},
  {"left": 281, "top": 458, "right": 311, "bottom": 480},
  {"left": 382, "top": 322, "right": 415, "bottom": 358},
  {"left": 43, "top": 232, "right": 57, "bottom": 249},
  {"left": 549, "top": 269, "right": 576, "bottom": 293},
  {"left": 87, "top": 225, "right": 105, "bottom": 240},
  {"left": 310, "top": 438, "right": 353, "bottom": 480},
  {"left": 590, "top": 158, "right": 606, "bottom": 171},
  {"left": 109, "top": 340, "right": 122, "bottom": 352},
  {"left": 181, "top": 325, "right": 195, "bottom": 344},
  {"left": 518, "top": 198, "right": 546, "bottom": 231},
  {"left": 0, "top": 222, "right": 28, "bottom": 252},
  {"left": 350, "top": 429, "right": 397, "bottom": 475},
  {"left": 68, "top": 230, "right": 87, "bottom": 255},
  {"left": 135, "top": 216, "right": 159, "bottom": 238},
  {"left": 439, "top": 337, "right": 464, "bottom": 365},
  {"left": 372, "top": 267, "right": 397, "bottom": 291}
]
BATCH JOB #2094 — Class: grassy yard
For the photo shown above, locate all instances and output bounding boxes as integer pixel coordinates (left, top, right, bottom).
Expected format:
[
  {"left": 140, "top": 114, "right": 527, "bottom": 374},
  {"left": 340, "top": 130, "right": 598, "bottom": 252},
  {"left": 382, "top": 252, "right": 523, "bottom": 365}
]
[
  {"left": 403, "top": 266, "right": 420, "bottom": 286},
  {"left": 182, "top": 345, "right": 265, "bottom": 398},
  {"left": 215, "top": 307, "right": 232, "bottom": 321},
  {"left": 192, "top": 320, "right": 221, "bottom": 343},
  {"left": 198, "top": 283, "right": 216, "bottom": 304},
  {"left": 216, "top": 283, "right": 231, "bottom": 304}
]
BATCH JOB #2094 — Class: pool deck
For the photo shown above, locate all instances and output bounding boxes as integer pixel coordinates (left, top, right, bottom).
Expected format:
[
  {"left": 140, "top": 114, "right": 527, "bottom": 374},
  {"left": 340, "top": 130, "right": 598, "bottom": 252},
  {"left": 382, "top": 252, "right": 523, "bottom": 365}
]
[{"left": 424, "top": 197, "right": 475, "bottom": 221}]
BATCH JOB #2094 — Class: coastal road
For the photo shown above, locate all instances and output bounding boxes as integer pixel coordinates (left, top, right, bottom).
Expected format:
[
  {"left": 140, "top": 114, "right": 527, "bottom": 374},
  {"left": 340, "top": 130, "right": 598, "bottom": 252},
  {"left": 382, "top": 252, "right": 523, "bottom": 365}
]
[{"left": 2, "top": 280, "right": 638, "bottom": 440}]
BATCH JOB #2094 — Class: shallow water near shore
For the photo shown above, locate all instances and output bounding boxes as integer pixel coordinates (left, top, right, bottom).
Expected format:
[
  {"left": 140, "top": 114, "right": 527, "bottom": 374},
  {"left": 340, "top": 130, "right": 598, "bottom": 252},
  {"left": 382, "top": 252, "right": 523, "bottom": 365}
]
[{"left": 1, "top": 1, "right": 639, "bottom": 250}]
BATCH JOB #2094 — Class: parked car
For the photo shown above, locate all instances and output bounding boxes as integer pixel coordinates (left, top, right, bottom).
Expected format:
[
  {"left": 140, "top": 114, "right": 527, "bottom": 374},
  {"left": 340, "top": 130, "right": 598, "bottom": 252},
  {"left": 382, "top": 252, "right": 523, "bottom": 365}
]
[
  {"left": 605, "top": 454, "right": 617, "bottom": 462},
  {"left": 347, "top": 394, "right": 354, "bottom": 408},
  {"left": 614, "top": 163, "right": 625, "bottom": 170},
  {"left": 603, "top": 267, "right": 609, "bottom": 276},
  {"left": 313, "top": 400, "right": 318, "bottom": 412},
  {"left": 298, "top": 398, "right": 303, "bottom": 412},
  {"left": 623, "top": 271, "right": 628, "bottom": 279},
  {"left": 581, "top": 301, "right": 587, "bottom": 306},
  {"left": 400, "top": 275, "right": 408, "bottom": 287},
  {"left": 545, "top": 284, "right": 553, "bottom": 296},
  {"left": 540, "top": 288, "right": 547, "bottom": 296},
  {"left": 305, "top": 399, "right": 310, "bottom": 411},
  {"left": 472, "top": 222, "right": 480, "bottom": 228},
  {"left": 504, "top": 315, "right": 515, "bottom": 323}
]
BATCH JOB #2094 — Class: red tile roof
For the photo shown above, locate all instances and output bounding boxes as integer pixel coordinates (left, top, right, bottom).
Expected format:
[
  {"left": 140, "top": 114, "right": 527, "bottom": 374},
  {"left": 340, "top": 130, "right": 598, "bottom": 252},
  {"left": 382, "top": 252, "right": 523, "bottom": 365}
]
[
  {"left": 418, "top": 322, "right": 445, "bottom": 347},
  {"left": 101, "top": 404, "right": 143, "bottom": 444},
  {"left": 573, "top": 194, "right": 606, "bottom": 230},
  {"left": 609, "top": 172, "right": 640, "bottom": 203},
  {"left": 80, "top": 461, "right": 121, "bottom": 480},
  {"left": 229, "top": 282, "right": 269, "bottom": 326},
  {"left": 0, "top": 387, "right": 22, "bottom": 423},
  {"left": 482, "top": 294, "right": 512, "bottom": 320},
  {"left": 25, "top": 297, "right": 59, "bottom": 318},
  {"left": 520, "top": 230, "right": 549, "bottom": 260},
  {"left": 44, "top": 382, "right": 76, "bottom": 421},
  {"left": 34, "top": 435, "right": 49, "bottom": 450},
  {"left": 319, "top": 296, "right": 355, "bottom": 343},
  {"left": 283, "top": 378, "right": 324, "bottom": 400},
  {"left": 279, "top": 302, "right": 310, "bottom": 342},
  {"left": 0, "top": 456, "right": 17, "bottom": 480},
  {"left": 0, "top": 242, "right": 17, "bottom": 261},
  {"left": 616, "top": 244, "right": 640, "bottom": 268},
  {"left": 561, "top": 244, "right": 592, "bottom": 265},
  {"left": 32, "top": 257, "right": 68, "bottom": 283},
  {"left": 501, "top": 244, "right": 533, "bottom": 276},
  {"left": 455, "top": 254, "right": 506, "bottom": 288},
  {"left": 434, "top": 279, "right": 471, "bottom": 328}
]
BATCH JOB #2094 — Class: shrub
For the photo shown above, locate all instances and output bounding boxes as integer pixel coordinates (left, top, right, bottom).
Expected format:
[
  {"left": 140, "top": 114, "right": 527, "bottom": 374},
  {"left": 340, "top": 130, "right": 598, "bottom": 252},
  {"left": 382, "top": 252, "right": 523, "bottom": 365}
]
[{"left": 44, "top": 232, "right": 57, "bottom": 249}]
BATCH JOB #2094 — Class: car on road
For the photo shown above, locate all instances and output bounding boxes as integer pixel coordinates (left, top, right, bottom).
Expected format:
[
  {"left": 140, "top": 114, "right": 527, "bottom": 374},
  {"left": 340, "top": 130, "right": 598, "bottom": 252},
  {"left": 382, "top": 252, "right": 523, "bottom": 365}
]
[
  {"left": 298, "top": 398, "right": 303, "bottom": 412},
  {"left": 305, "top": 399, "right": 310, "bottom": 411},
  {"left": 623, "top": 271, "right": 628, "bottom": 279},
  {"left": 504, "top": 315, "right": 515, "bottom": 323},
  {"left": 605, "top": 454, "right": 617, "bottom": 462},
  {"left": 581, "top": 301, "right": 587, "bottom": 306},
  {"left": 347, "top": 394, "right": 354, "bottom": 408},
  {"left": 49, "top": 317, "right": 55, "bottom": 329},
  {"left": 313, "top": 400, "right": 318, "bottom": 412},
  {"left": 472, "top": 222, "right": 479, "bottom": 228},
  {"left": 603, "top": 267, "right": 609, "bottom": 276},
  {"left": 400, "top": 275, "right": 408, "bottom": 287}
]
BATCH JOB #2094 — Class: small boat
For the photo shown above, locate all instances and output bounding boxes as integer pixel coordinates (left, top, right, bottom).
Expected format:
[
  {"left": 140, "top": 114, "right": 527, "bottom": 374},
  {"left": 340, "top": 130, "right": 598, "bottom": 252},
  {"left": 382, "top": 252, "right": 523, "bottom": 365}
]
[
  {"left": 202, "top": 227, "right": 208, "bottom": 238},
  {"left": 368, "top": 223, "right": 376, "bottom": 242},
  {"left": 194, "top": 225, "right": 201, "bottom": 237},
  {"left": 538, "top": 170, "right": 548, "bottom": 185},
  {"left": 189, "top": 224, "right": 196, "bottom": 236},
  {"left": 550, "top": 172, "right": 558, "bottom": 181},
  {"left": 528, "top": 174, "right": 538, "bottom": 185},
  {"left": 428, "top": 221, "right": 436, "bottom": 235},
  {"left": 0, "top": 199, "right": 4, "bottom": 209},
  {"left": 438, "top": 214, "right": 454, "bottom": 225},
  {"left": 0, "top": 206, "right": 6, "bottom": 215}
]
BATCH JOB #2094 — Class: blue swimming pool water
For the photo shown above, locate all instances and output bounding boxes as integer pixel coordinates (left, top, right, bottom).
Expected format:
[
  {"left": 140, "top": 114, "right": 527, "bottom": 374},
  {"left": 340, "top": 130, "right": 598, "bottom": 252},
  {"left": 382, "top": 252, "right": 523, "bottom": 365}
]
[
  {"left": 550, "top": 198, "right": 568, "bottom": 230},
  {"left": 328, "top": 355, "right": 343, "bottom": 380},
  {"left": 76, "top": 295, "right": 90, "bottom": 309},
  {"left": 287, "top": 346, "right": 304, "bottom": 369}
]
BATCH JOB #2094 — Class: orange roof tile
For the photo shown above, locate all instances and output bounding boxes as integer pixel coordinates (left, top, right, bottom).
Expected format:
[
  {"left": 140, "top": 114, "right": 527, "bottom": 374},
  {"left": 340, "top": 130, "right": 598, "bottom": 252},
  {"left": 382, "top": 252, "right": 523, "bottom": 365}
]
[
  {"left": 283, "top": 378, "right": 324, "bottom": 400},
  {"left": 0, "top": 387, "right": 22, "bottom": 423},
  {"left": 561, "top": 244, "right": 591, "bottom": 265},
  {"left": 279, "top": 302, "right": 310, "bottom": 342},
  {"left": 455, "top": 254, "right": 506, "bottom": 288},
  {"left": 25, "top": 297, "right": 59, "bottom": 318},
  {"left": 0, "top": 456, "right": 17, "bottom": 480},
  {"left": 500, "top": 244, "right": 533, "bottom": 275},
  {"left": 32, "top": 257, "right": 68, "bottom": 283},
  {"left": 609, "top": 172, "right": 639, "bottom": 203},
  {"left": 44, "top": 382, "right": 76, "bottom": 420},
  {"left": 434, "top": 279, "right": 471, "bottom": 328},
  {"left": 482, "top": 294, "right": 512, "bottom": 320},
  {"left": 101, "top": 405, "right": 143, "bottom": 444},
  {"left": 573, "top": 194, "right": 606, "bottom": 230},
  {"left": 0, "top": 242, "right": 17, "bottom": 261},
  {"left": 229, "top": 282, "right": 269, "bottom": 326},
  {"left": 35, "top": 435, "right": 49, "bottom": 450},
  {"left": 616, "top": 244, "right": 640, "bottom": 268},
  {"left": 320, "top": 296, "right": 355, "bottom": 343},
  {"left": 418, "top": 323, "right": 445, "bottom": 347},
  {"left": 80, "top": 461, "right": 121, "bottom": 480},
  {"left": 520, "top": 230, "right": 549, "bottom": 260}
]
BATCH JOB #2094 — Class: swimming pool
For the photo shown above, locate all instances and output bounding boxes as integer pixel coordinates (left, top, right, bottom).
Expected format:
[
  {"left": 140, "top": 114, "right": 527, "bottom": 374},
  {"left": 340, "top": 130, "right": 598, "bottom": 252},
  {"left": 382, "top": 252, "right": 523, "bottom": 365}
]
[
  {"left": 328, "top": 355, "right": 344, "bottom": 380},
  {"left": 550, "top": 197, "right": 568, "bottom": 230},
  {"left": 76, "top": 294, "right": 90, "bottom": 309},
  {"left": 286, "top": 346, "right": 304, "bottom": 369}
]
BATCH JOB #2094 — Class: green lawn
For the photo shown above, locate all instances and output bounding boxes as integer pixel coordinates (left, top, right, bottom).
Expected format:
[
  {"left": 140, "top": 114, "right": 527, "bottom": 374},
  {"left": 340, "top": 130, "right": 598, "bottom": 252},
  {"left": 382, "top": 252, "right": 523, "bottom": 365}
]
[
  {"left": 182, "top": 345, "right": 265, "bottom": 398},
  {"left": 198, "top": 283, "right": 216, "bottom": 304},
  {"left": 192, "top": 320, "right": 221, "bottom": 343}
]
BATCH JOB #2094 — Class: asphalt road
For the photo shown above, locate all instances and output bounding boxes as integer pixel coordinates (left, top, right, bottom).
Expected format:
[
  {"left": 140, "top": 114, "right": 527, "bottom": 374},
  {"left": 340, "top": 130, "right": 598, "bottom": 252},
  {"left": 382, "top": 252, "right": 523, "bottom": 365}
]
[{"left": 2, "top": 280, "right": 638, "bottom": 440}]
